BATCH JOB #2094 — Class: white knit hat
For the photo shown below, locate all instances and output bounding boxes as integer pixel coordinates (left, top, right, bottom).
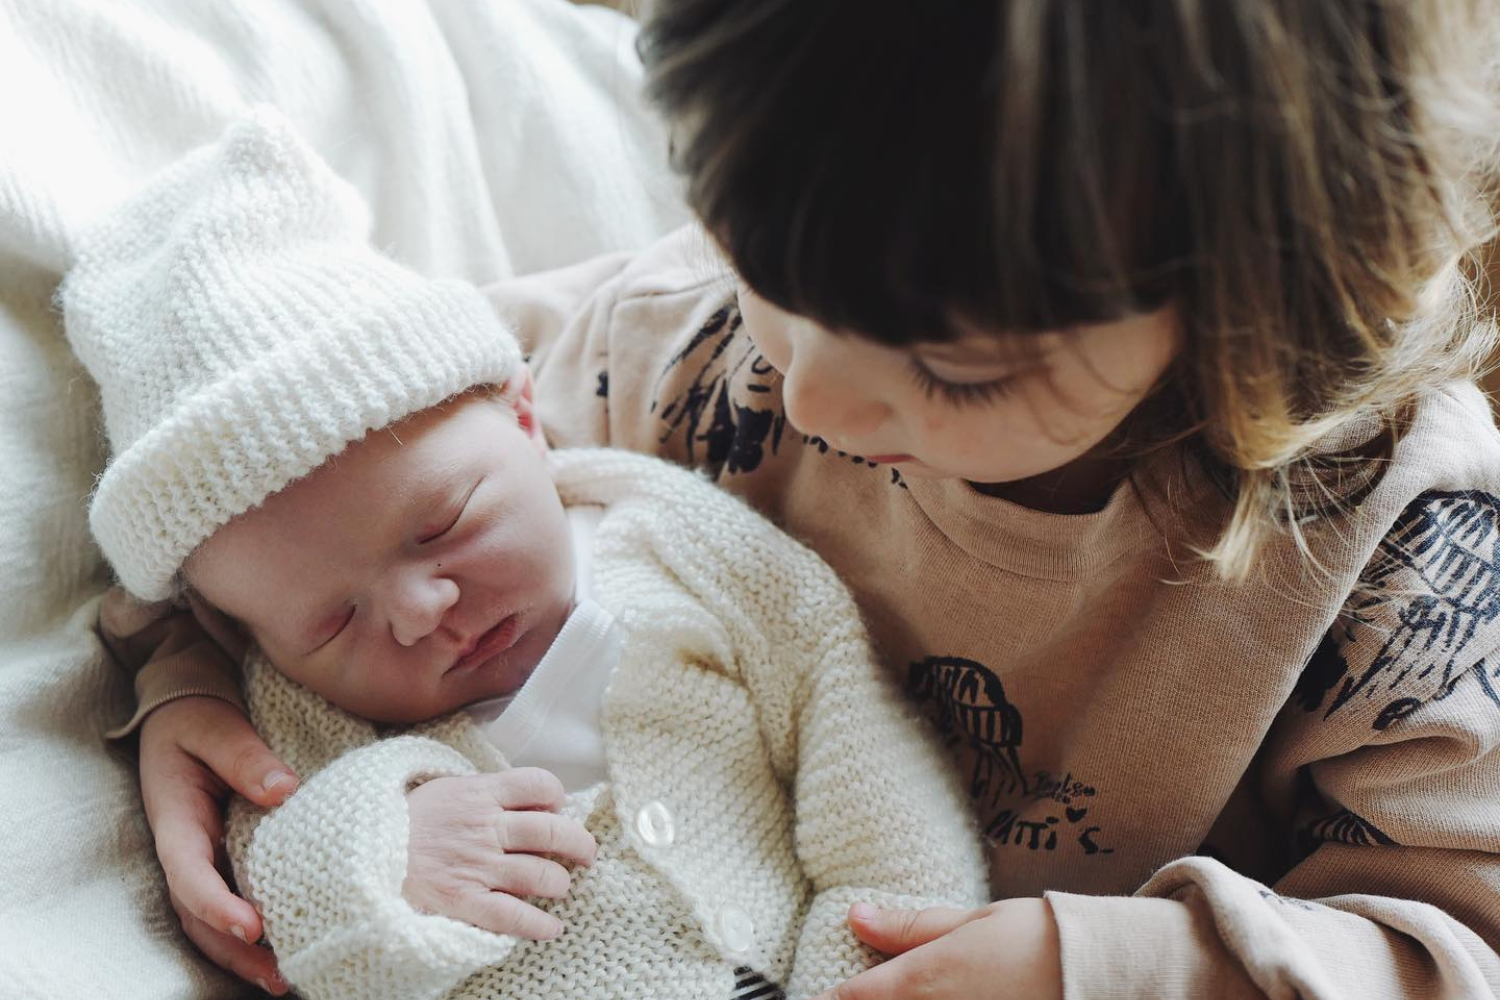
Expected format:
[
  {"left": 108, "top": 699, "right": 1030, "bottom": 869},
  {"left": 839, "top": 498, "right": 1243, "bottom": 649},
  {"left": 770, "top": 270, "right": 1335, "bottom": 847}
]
[{"left": 62, "top": 108, "right": 523, "bottom": 601}]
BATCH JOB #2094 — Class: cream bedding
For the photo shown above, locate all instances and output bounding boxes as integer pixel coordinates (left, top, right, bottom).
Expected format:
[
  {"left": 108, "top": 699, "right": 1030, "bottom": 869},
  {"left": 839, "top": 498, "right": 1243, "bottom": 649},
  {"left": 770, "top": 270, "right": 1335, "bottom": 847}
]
[{"left": 0, "top": 2, "right": 684, "bottom": 996}]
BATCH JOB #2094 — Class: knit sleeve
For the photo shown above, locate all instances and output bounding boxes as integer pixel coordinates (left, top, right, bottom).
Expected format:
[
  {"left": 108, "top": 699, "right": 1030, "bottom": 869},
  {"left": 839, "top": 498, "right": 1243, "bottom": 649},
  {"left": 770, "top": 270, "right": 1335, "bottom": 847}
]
[
  {"left": 612, "top": 461, "right": 990, "bottom": 998},
  {"left": 775, "top": 606, "right": 992, "bottom": 1000},
  {"left": 226, "top": 661, "right": 520, "bottom": 1000},
  {"left": 1049, "top": 492, "right": 1500, "bottom": 1000}
]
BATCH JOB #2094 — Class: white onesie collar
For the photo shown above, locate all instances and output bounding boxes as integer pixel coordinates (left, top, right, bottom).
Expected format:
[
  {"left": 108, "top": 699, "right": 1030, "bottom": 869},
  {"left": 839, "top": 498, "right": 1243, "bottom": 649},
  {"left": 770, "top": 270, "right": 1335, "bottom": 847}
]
[{"left": 465, "top": 506, "right": 622, "bottom": 790}]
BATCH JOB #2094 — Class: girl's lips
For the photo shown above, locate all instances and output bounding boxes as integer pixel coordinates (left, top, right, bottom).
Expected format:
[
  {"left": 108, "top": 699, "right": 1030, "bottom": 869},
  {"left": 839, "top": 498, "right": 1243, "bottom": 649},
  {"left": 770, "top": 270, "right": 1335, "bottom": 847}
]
[
  {"left": 447, "top": 614, "right": 522, "bottom": 674},
  {"left": 866, "top": 454, "right": 915, "bottom": 464}
]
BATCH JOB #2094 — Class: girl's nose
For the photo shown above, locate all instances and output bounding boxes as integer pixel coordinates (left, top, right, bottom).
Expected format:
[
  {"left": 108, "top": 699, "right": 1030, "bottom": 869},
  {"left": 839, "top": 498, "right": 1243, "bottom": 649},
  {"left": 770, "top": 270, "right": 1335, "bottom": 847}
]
[
  {"left": 387, "top": 570, "right": 461, "bottom": 647},
  {"left": 780, "top": 360, "right": 890, "bottom": 444}
]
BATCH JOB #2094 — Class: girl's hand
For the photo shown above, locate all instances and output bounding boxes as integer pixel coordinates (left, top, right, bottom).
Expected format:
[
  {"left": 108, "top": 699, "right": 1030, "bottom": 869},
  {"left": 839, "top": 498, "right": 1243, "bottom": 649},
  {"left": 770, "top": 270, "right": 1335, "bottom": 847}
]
[
  {"left": 138, "top": 696, "right": 300, "bottom": 996},
  {"left": 403, "top": 768, "right": 598, "bottom": 939},
  {"left": 813, "top": 898, "right": 1063, "bottom": 1000}
]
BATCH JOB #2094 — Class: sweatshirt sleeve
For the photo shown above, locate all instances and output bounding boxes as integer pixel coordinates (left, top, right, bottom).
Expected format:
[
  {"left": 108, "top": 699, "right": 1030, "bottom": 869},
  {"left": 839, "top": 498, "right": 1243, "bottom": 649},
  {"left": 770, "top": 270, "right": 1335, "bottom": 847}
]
[
  {"left": 226, "top": 659, "right": 519, "bottom": 1000},
  {"left": 486, "top": 224, "right": 755, "bottom": 471},
  {"left": 1047, "top": 516, "right": 1500, "bottom": 1000},
  {"left": 97, "top": 586, "right": 246, "bottom": 739}
]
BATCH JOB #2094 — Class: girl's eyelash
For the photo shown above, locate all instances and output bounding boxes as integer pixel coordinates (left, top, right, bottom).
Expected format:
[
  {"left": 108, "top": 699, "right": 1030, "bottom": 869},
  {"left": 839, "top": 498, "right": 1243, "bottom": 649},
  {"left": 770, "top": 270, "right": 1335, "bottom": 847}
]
[{"left": 907, "top": 358, "right": 1017, "bottom": 407}]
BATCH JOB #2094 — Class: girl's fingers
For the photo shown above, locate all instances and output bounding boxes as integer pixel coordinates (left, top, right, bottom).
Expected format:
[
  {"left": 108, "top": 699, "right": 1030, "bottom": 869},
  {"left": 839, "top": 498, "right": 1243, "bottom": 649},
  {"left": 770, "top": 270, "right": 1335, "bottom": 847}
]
[
  {"left": 499, "top": 811, "right": 598, "bottom": 865},
  {"left": 809, "top": 946, "right": 937, "bottom": 1000},
  {"left": 488, "top": 767, "right": 567, "bottom": 811},
  {"left": 171, "top": 698, "right": 299, "bottom": 807},
  {"left": 489, "top": 854, "right": 574, "bottom": 899},
  {"left": 452, "top": 890, "right": 565, "bottom": 941},
  {"left": 157, "top": 821, "right": 262, "bottom": 943},
  {"left": 177, "top": 901, "right": 287, "bottom": 995},
  {"left": 847, "top": 903, "right": 981, "bottom": 956},
  {"left": 142, "top": 755, "right": 264, "bottom": 943}
]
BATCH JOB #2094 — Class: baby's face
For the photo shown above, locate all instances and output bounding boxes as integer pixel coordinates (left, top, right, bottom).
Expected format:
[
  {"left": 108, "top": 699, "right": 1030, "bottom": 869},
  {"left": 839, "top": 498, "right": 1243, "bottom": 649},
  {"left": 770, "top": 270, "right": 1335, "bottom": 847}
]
[{"left": 185, "top": 380, "right": 575, "bottom": 724}]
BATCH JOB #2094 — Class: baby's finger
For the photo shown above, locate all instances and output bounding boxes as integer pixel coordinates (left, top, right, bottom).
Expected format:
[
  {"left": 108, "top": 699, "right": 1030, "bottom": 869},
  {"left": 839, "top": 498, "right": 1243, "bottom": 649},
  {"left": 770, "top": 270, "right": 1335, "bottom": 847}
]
[
  {"left": 176, "top": 699, "right": 299, "bottom": 807},
  {"left": 488, "top": 767, "right": 567, "bottom": 811},
  {"left": 452, "top": 890, "right": 564, "bottom": 941},
  {"left": 178, "top": 902, "right": 287, "bottom": 995},
  {"left": 499, "top": 811, "right": 598, "bottom": 864},
  {"left": 489, "top": 854, "right": 575, "bottom": 899}
]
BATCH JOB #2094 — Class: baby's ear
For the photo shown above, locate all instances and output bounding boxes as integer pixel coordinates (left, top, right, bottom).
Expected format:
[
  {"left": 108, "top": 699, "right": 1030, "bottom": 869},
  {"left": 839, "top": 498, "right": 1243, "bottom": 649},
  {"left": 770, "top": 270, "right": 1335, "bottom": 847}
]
[
  {"left": 241, "top": 653, "right": 379, "bottom": 778},
  {"left": 506, "top": 366, "right": 547, "bottom": 450}
]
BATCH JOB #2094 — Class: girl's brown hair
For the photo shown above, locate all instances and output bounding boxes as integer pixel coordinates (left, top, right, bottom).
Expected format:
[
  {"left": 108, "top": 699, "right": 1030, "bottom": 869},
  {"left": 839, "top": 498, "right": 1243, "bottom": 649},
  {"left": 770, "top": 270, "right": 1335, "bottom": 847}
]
[{"left": 639, "top": 0, "right": 1500, "bottom": 578}]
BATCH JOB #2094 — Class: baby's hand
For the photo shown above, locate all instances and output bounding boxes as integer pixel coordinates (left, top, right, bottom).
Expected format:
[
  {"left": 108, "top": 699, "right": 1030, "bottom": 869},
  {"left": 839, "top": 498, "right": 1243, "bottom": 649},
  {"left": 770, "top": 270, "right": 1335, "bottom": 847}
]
[{"left": 403, "top": 767, "right": 597, "bottom": 939}]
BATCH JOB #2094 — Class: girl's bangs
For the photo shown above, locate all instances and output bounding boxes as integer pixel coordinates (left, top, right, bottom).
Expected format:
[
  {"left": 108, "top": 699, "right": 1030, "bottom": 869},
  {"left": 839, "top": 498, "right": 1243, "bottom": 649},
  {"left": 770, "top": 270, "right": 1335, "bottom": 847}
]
[{"left": 648, "top": 1, "right": 1182, "bottom": 346}]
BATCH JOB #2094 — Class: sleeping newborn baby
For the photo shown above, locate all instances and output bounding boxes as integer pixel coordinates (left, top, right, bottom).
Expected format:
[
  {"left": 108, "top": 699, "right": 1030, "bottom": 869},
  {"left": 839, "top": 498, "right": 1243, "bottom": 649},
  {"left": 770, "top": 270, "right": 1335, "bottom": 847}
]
[{"left": 66, "top": 111, "right": 984, "bottom": 1000}]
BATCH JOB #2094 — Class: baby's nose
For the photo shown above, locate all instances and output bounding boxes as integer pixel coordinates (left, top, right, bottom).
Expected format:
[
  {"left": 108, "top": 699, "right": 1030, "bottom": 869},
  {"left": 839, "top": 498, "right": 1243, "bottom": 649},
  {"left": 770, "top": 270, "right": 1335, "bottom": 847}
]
[{"left": 388, "top": 573, "right": 461, "bottom": 647}]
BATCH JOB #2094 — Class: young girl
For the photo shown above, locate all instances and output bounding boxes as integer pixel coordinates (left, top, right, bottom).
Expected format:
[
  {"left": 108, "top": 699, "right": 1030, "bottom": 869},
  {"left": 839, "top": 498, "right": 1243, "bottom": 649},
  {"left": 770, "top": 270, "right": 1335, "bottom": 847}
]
[{"left": 120, "top": 1, "right": 1500, "bottom": 997}]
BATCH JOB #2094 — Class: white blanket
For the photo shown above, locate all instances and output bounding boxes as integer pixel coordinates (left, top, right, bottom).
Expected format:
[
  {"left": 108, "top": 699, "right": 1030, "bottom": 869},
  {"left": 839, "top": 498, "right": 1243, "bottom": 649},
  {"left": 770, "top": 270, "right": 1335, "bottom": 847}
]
[{"left": 0, "top": 2, "right": 685, "bottom": 997}]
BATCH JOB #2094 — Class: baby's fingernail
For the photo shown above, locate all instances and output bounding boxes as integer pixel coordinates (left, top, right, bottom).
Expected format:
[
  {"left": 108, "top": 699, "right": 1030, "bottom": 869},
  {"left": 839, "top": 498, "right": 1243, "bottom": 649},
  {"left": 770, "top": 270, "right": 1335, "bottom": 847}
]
[
  {"left": 270, "top": 971, "right": 288, "bottom": 993},
  {"left": 262, "top": 770, "right": 296, "bottom": 795},
  {"left": 230, "top": 923, "right": 249, "bottom": 943},
  {"left": 849, "top": 902, "right": 878, "bottom": 922}
]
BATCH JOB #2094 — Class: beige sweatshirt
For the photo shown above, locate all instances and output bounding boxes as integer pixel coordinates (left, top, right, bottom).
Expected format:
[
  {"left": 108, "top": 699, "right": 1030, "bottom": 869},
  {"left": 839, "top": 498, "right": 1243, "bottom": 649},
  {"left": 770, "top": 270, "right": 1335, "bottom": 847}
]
[{"left": 117, "top": 224, "right": 1500, "bottom": 999}]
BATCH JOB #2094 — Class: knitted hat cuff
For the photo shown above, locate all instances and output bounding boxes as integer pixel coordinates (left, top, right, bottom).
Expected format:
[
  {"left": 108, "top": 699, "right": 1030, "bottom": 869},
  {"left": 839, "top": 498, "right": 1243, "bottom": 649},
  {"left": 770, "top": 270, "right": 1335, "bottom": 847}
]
[{"left": 91, "top": 284, "right": 519, "bottom": 600}]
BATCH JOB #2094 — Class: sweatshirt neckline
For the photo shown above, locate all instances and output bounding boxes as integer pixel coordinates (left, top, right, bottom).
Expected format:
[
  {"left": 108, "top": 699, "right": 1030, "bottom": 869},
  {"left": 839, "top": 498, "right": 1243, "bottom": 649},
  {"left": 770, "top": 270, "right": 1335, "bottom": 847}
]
[{"left": 903, "top": 452, "right": 1212, "bottom": 580}]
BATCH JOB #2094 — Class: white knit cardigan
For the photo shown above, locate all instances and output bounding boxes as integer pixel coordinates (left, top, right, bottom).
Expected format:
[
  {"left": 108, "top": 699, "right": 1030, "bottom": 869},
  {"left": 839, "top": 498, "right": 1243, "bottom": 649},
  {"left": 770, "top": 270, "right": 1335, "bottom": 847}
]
[{"left": 226, "top": 449, "right": 987, "bottom": 1000}]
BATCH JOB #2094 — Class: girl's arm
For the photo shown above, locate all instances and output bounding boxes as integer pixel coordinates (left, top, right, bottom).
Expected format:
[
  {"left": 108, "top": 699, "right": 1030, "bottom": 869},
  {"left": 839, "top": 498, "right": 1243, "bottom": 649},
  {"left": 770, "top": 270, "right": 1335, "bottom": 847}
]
[
  {"left": 488, "top": 223, "right": 749, "bottom": 469},
  {"left": 98, "top": 588, "right": 298, "bottom": 993},
  {"left": 98, "top": 587, "right": 249, "bottom": 738},
  {"left": 825, "top": 594, "right": 1500, "bottom": 1000},
  {"left": 1040, "top": 623, "right": 1500, "bottom": 1000}
]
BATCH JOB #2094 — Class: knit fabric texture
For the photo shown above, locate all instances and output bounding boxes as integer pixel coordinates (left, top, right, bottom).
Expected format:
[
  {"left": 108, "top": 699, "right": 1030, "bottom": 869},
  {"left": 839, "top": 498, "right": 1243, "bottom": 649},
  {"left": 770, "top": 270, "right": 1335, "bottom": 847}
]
[
  {"left": 226, "top": 449, "right": 988, "bottom": 1000},
  {"left": 60, "top": 108, "right": 522, "bottom": 601}
]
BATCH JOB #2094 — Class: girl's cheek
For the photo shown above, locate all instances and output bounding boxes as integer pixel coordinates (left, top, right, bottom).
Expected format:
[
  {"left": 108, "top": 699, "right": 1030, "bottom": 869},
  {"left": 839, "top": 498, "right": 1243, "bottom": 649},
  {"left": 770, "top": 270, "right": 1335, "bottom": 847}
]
[{"left": 921, "top": 406, "right": 951, "bottom": 437}]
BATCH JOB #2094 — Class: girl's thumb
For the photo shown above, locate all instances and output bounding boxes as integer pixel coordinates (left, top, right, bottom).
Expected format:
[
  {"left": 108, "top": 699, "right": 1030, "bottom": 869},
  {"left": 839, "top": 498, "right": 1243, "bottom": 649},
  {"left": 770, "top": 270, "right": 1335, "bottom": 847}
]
[{"left": 846, "top": 903, "right": 976, "bottom": 956}]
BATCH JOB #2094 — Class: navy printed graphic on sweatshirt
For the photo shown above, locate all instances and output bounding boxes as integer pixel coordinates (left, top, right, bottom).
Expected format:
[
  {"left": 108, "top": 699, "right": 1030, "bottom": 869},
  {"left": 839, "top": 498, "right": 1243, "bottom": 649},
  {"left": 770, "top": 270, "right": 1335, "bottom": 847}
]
[
  {"left": 1295, "top": 490, "right": 1500, "bottom": 730},
  {"left": 908, "top": 655, "right": 1113, "bottom": 856},
  {"left": 650, "top": 305, "right": 785, "bottom": 475},
  {"left": 650, "top": 299, "right": 909, "bottom": 484},
  {"left": 1296, "top": 808, "right": 1397, "bottom": 855}
]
